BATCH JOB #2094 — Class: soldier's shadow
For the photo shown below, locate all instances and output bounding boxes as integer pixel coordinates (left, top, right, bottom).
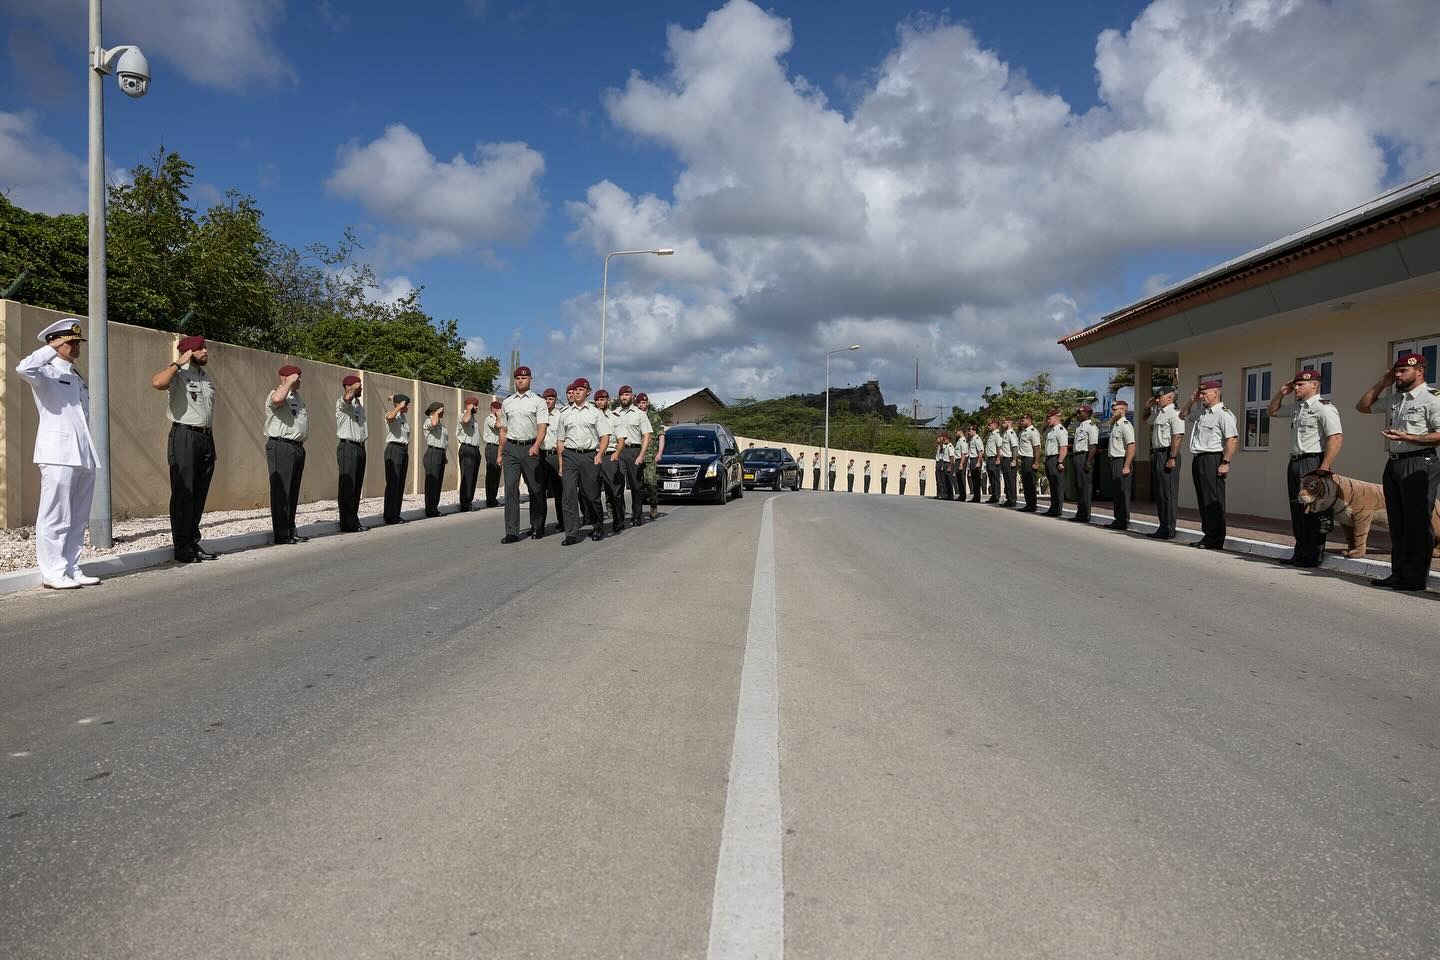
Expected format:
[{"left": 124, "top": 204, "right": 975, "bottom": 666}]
[{"left": 1228, "top": 551, "right": 1440, "bottom": 602}]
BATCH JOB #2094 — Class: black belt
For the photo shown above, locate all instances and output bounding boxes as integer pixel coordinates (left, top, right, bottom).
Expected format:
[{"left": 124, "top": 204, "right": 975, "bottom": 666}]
[
  {"left": 171, "top": 422, "right": 212, "bottom": 435},
  {"left": 567, "top": 448, "right": 596, "bottom": 454},
  {"left": 506, "top": 438, "right": 533, "bottom": 444},
  {"left": 386, "top": 440, "right": 408, "bottom": 447},
  {"left": 1289, "top": 453, "right": 1319, "bottom": 462},
  {"left": 1390, "top": 449, "right": 1435, "bottom": 460},
  {"left": 340, "top": 438, "right": 365, "bottom": 446},
  {"left": 1194, "top": 450, "right": 1221, "bottom": 457},
  {"left": 269, "top": 437, "right": 303, "bottom": 446}
]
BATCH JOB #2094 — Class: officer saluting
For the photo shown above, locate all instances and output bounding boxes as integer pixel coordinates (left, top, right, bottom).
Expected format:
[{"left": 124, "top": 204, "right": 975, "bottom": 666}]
[
  {"left": 17, "top": 319, "right": 100, "bottom": 588},
  {"left": 265, "top": 365, "right": 309, "bottom": 545},
  {"left": 335, "top": 374, "right": 368, "bottom": 533},
  {"left": 1180, "top": 380, "right": 1238, "bottom": 549},
  {"left": 1069, "top": 404, "right": 1099, "bottom": 523},
  {"left": 150, "top": 334, "right": 217, "bottom": 563},
  {"left": 554, "top": 378, "right": 610, "bottom": 544},
  {"left": 455, "top": 396, "right": 483, "bottom": 512},
  {"left": 421, "top": 401, "right": 448, "bottom": 518},
  {"left": 498, "top": 365, "right": 550, "bottom": 542},
  {"left": 382, "top": 393, "right": 411, "bottom": 525},
  {"left": 1105, "top": 400, "right": 1136, "bottom": 531},
  {"left": 1270, "top": 369, "right": 1342, "bottom": 567},
  {"left": 1357, "top": 353, "right": 1440, "bottom": 590}
]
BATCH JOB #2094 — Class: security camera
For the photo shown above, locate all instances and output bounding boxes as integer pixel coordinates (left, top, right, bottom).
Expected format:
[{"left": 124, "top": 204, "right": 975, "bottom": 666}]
[{"left": 113, "top": 46, "right": 151, "bottom": 99}]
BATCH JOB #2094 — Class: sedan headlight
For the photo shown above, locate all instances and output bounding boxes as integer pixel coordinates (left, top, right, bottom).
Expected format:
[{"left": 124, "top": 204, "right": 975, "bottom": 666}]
[{"left": 705, "top": 461, "right": 719, "bottom": 478}]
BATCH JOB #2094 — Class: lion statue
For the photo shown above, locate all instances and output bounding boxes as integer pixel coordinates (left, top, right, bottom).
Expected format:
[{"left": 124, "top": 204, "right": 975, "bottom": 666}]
[{"left": 1297, "top": 471, "right": 1440, "bottom": 559}]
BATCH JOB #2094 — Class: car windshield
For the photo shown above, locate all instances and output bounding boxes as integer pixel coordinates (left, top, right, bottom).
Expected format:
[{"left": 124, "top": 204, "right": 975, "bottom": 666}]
[
  {"left": 743, "top": 450, "right": 781, "bottom": 462},
  {"left": 665, "top": 434, "right": 718, "bottom": 455}
]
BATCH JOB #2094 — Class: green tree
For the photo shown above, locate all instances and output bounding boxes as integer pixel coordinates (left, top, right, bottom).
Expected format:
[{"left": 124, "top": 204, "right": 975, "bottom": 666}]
[
  {"left": 0, "top": 195, "right": 88, "bottom": 312},
  {"left": 106, "top": 150, "right": 197, "bottom": 331}
]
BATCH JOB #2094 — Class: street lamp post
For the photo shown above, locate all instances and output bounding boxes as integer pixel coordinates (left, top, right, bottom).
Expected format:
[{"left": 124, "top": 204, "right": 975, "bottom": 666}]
[
  {"left": 824, "top": 345, "right": 861, "bottom": 492},
  {"left": 86, "top": 0, "right": 151, "bottom": 548},
  {"left": 599, "top": 248, "right": 673, "bottom": 392}
]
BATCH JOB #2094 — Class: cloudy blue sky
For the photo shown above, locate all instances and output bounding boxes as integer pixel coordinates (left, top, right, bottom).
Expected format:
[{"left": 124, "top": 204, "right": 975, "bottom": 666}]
[{"left": 4, "top": 0, "right": 1439, "bottom": 409}]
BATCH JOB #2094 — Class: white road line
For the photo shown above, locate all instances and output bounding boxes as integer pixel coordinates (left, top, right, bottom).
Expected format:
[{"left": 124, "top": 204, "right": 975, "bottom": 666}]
[{"left": 707, "top": 494, "right": 785, "bottom": 960}]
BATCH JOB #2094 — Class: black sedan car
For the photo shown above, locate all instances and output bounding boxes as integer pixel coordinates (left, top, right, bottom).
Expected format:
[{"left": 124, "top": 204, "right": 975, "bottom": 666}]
[
  {"left": 741, "top": 447, "right": 801, "bottom": 490},
  {"left": 655, "top": 424, "right": 744, "bottom": 504}
]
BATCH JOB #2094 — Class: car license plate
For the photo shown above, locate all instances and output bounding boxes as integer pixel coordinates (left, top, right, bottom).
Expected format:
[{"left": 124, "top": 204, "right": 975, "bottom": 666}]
[
  {"left": 743, "top": 473, "right": 754, "bottom": 480},
  {"left": 663, "top": 480, "right": 681, "bottom": 491}
]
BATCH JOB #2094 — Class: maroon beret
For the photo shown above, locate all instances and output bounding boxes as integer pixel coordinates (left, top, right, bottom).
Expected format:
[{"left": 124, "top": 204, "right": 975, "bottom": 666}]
[
  {"left": 177, "top": 335, "right": 206, "bottom": 353},
  {"left": 636, "top": 392, "right": 648, "bottom": 402},
  {"left": 514, "top": 365, "right": 532, "bottom": 377},
  {"left": 342, "top": 374, "right": 360, "bottom": 387},
  {"left": 1199, "top": 379, "right": 1222, "bottom": 390},
  {"left": 1394, "top": 352, "right": 1425, "bottom": 370},
  {"left": 1293, "top": 369, "right": 1321, "bottom": 383},
  {"left": 573, "top": 377, "right": 590, "bottom": 391},
  {"left": 618, "top": 384, "right": 633, "bottom": 395},
  {"left": 278, "top": 364, "right": 301, "bottom": 377},
  {"left": 594, "top": 389, "right": 609, "bottom": 400},
  {"left": 542, "top": 387, "right": 557, "bottom": 398},
  {"left": 490, "top": 400, "right": 503, "bottom": 410},
  {"left": 1079, "top": 404, "right": 1093, "bottom": 414},
  {"left": 465, "top": 396, "right": 480, "bottom": 407}
]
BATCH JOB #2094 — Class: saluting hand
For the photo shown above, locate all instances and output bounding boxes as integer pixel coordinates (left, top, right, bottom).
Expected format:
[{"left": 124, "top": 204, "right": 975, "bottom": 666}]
[{"left": 177, "top": 349, "right": 194, "bottom": 367}]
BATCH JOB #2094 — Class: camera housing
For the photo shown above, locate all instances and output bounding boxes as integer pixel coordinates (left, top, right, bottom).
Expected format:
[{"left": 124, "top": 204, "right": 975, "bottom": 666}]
[{"left": 113, "top": 47, "right": 151, "bottom": 99}]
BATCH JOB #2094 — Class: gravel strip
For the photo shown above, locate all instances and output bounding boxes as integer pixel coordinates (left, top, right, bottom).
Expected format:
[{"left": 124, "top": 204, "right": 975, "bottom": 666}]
[{"left": 0, "top": 491, "right": 482, "bottom": 573}]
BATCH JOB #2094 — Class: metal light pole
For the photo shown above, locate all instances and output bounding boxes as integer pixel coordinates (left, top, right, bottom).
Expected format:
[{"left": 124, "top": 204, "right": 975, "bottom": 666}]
[
  {"left": 599, "top": 247, "right": 673, "bottom": 392},
  {"left": 86, "top": 0, "right": 150, "bottom": 548},
  {"left": 824, "top": 345, "right": 860, "bottom": 492}
]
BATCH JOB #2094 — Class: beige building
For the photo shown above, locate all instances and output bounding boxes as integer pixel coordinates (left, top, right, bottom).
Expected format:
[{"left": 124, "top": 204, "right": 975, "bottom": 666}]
[
  {"left": 2, "top": 300, "right": 494, "bottom": 529},
  {"left": 1061, "top": 171, "right": 1440, "bottom": 521},
  {"left": 648, "top": 387, "right": 726, "bottom": 425}
]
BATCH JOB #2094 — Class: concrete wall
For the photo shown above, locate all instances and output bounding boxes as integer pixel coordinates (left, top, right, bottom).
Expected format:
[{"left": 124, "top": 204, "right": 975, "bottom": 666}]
[
  {"left": 1175, "top": 287, "right": 1438, "bottom": 518},
  {"left": 732, "top": 435, "right": 938, "bottom": 495},
  {"left": 1, "top": 300, "right": 496, "bottom": 528}
]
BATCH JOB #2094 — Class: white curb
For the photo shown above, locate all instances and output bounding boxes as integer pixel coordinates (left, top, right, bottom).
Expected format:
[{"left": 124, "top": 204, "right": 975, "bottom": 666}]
[{"left": 0, "top": 500, "right": 520, "bottom": 598}]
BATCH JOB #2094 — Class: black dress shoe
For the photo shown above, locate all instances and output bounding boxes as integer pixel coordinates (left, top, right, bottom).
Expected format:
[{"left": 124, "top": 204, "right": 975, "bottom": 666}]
[
  {"left": 1104, "top": 523, "right": 1126, "bottom": 530},
  {"left": 1192, "top": 541, "right": 1211, "bottom": 549},
  {"left": 194, "top": 548, "right": 219, "bottom": 560},
  {"left": 174, "top": 555, "right": 200, "bottom": 564},
  {"left": 562, "top": 536, "right": 583, "bottom": 546},
  {"left": 1392, "top": 581, "right": 1426, "bottom": 592},
  {"left": 1371, "top": 576, "right": 1399, "bottom": 587},
  {"left": 1293, "top": 559, "right": 1321, "bottom": 568},
  {"left": 1277, "top": 556, "right": 1298, "bottom": 566},
  {"left": 532, "top": 530, "right": 546, "bottom": 540},
  {"left": 425, "top": 511, "right": 442, "bottom": 518},
  {"left": 590, "top": 531, "right": 605, "bottom": 542},
  {"left": 501, "top": 534, "right": 523, "bottom": 544}
]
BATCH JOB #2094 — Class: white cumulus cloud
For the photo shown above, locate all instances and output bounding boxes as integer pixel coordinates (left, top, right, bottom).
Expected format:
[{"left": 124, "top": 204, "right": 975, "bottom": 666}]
[
  {"left": 2, "top": 0, "right": 294, "bottom": 92},
  {"left": 327, "top": 124, "right": 546, "bottom": 264},
  {"left": 0, "top": 111, "right": 85, "bottom": 214},
  {"left": 556, "top": 0, "right": 1440, "bottom": 410}
]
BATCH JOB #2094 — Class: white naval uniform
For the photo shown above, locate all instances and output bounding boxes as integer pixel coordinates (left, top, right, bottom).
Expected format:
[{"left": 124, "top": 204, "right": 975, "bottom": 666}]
[{"left": 17, "top": 344, "right": 99, "bottom": 584}]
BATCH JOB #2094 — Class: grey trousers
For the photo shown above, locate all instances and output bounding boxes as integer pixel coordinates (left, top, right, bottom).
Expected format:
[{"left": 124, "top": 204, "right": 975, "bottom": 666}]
[
  {"left": 503, "top": 440, "right": 545, "bottom": 536},
  {"left": 618, "top": 446, "right": 643, "bottom": 520},
  {"left": 562, "top": 448, "right": 603, "bottom": 538},
  {"left": 1111, "top": 458, "right": 1132, "bottom": 527},
  {"left": 1151, "top": 449, "right": 1180, "bottom": 535},
  {"left": 1044, "top": 455, "right": 1063, "bottom": 515}
]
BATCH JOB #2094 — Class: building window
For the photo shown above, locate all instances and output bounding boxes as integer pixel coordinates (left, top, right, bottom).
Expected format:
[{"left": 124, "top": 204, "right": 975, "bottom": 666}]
[
  {"left": 1297, "top": 353, "right": 1333, "bottom": 399},
  {"left": 1390, "top": 337, "right": 1439, "bottom": 388},
  {"left": 1243, "top": 365, "right": 1272, "bottom": 450}
]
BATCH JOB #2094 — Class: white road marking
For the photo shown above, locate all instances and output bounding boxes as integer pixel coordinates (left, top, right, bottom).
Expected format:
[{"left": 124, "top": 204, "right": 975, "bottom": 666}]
[
  {"left": 75, "top": 717, "right": 97, "bottom": 725},
  {"left": 707, "top": 494, "right": 785, "bottom": 960},
  {"left": 10, "top": 751, "right": 32, "bottom": 758}
]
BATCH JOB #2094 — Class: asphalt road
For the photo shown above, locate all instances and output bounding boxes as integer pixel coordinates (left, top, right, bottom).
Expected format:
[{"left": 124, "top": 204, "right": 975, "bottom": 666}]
[{"left": 2, "top": 491, "right": 1436, "bottom": 958}]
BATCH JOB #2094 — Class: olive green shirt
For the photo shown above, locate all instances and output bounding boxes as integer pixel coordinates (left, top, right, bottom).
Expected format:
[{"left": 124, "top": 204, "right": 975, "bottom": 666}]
[
  {"left": 335, "top": 397, "right": 368, "bottom": 442},
  {"left": 167, "top": 363, "right": 215, "bottom": 428},
  {"left": 264, "top": 390, "right": 309, "bottom": 442}
]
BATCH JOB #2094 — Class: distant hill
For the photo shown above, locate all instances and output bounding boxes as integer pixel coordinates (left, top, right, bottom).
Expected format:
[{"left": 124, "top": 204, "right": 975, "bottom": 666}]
[{"left": 710, "top": 383, "right": 927, "bottom": 457}]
